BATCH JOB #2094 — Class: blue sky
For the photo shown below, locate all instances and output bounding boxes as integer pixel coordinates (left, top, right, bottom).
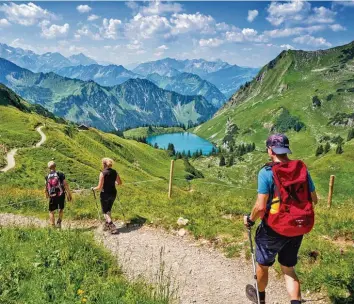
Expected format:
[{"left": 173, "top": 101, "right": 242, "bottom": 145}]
[{"left": 0, "top": 1, "right": 353, "bottom": 67}]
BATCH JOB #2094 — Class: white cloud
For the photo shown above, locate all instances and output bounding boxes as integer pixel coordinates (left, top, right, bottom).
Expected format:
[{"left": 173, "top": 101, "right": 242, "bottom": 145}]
[
  {"left": 280, "top": 44, "right": 295, "bottom": 50},
  {"left": 333, "top": 1, "right": 354, "bottom": 7},
  {"left": 267, "top": 1, "right": 310, "bottom": 26},
  {"left": 293, "top": 35, "right": 332, "bottom": 47},
  {"left": 88, "top": 14, "right": 100, "bottom": 22},
  {"left": 170, "top": 12, "right": 215, "bottom": 35},
  {"left": 127, "top": 40, "right": 143, "bottom": 50},
  {"left": 76, "top": 25, "right": 102, "bottom": 40},
  {"left": 225, "top": 27, "right": 266, "bottom": 43},
  {"left": 40, "top": 21, "right": 70, "bottom": 39},
  {"left": 0, "top": 2, "right": 57, "bottom": 26},
  {"left": 0, "top": 18, "right": 10, "bottom": 27},
  {"left": 199, "top": 38, "right": 224, "bottom": 48},
  {"left": 247, "top": 10, "right": 259, "bottom": 22},
  {"left": 329, "top": 24, "right": 346, "bottom": 32},
  {"left": 308, "top": 6, "right": 336, "bottom": 24},
  {"left": 100, "top": 18, "right": 122, "bottom": 39},
  {"left": 157, "top": 44, "right": 169, "bottom": 50},
  {"left": 125, "top": 13, "right": 171, "bottom": 40},
  {"left": 77, "top": 5, "right": 92, "bottom": 14},
  {"left": 140, "top": 1, "right": 183, "bottom": 16},
  {"left": 264, "top": 25, "right": 325, "bottom": 38},
  {"left": 154, "top": 51, "right": 164, "bottom": 57},
  {"left": 225, "top": 31, "right": 244, "bottom": 42}
]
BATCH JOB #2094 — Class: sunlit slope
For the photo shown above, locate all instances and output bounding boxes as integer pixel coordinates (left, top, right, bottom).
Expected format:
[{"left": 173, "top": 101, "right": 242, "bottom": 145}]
[
  {"left": 194, "top": 41, "right": 354, "bottom": 200},
  {"left": 0, "top": 84, "right": 187, "bottom": 193}
]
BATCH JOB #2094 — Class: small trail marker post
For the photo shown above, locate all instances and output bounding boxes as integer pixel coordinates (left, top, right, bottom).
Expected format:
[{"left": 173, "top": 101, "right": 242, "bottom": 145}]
[
  {"left": 327, "top": 175, "right": 335, "bottom": 208},
  {"left": 168, "top": 160, "right": 175, "bottom": 198}
]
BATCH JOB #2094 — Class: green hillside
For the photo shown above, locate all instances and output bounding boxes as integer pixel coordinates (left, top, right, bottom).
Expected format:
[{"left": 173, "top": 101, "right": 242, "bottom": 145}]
[{"left": 0, "top": 58, "right": 216, "bottom": 131}]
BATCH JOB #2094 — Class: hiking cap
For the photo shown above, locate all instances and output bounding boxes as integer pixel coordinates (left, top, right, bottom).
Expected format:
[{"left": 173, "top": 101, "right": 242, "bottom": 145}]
[
  {"left": 48, "top": 161, "right": 56, "bottom": 169},
  {"left": 266, "top": 134, "right": 292, "bottom": 154}
]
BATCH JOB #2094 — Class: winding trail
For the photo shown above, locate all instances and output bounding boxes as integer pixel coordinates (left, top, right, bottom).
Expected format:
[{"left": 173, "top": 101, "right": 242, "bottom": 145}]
[
  {"left": 0, "top": 126, "right": 46, "bottom": 172},
  {"left": 0, "top": 213, "right": 328, "bottom": 304}
]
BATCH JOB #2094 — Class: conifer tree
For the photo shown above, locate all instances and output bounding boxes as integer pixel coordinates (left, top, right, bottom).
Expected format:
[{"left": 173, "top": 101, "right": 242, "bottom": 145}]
[
  {"left": 219, "top": 155, "right": 226, "bottom": 167},
  {"left": 324, "top": 142, "right": 330, "bottom": 154},
  {"left": 336, "top": 144, "right": 343, "bottom": 154},
  {"left": 315, "top": 145, "right": 324, "bottom": 156}
]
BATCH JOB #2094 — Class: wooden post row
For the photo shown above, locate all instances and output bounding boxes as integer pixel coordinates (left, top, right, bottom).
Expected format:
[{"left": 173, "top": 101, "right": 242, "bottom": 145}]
[
  {"left": 327, "top": 175, "right": 335, "bottom": 208},
  {"left": 168, "top": 160, "right": 175, "bottom": 199}
]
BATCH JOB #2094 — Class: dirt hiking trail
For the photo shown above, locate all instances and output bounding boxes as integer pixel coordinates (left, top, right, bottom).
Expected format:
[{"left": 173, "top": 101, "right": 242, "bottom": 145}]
[
  {"left": 0, "top": 126, "right": 46, "bottom": 172},
  {"left": 0, "top": 213, "right": 328, "bottom": 304}
]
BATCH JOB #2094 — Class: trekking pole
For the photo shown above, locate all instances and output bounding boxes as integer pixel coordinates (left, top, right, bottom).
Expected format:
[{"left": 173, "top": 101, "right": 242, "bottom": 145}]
[
  {"left": 246, "top": 227, "right": 261, "bottom": 304},
  {"left": 91, "top": 189, "right": 103, "bottom": 221},
  {"left": 116, "top": 195, "right": 127, "bottom": 224}
]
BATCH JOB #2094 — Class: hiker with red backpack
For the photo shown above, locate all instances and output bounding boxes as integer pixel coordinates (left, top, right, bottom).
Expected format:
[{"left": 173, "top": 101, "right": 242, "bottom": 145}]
[
  {"left": 91, "top": 158, "right": 122, "bottom": 234},
  {"left": 244, "top": 134, "right": 318, "bottom": 304},
  {"left": 45, "top": 161, "right": 72, "bottom": 228}
]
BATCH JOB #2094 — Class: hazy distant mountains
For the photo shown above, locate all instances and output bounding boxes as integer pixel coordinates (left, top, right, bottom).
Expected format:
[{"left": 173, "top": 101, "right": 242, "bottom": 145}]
[
  {"left": 133, "top": 58, "right": 259, "bottom": 98},
  {"left": 0, "top": 43, "right": 97, "bottom": 73},
  {"left": 55, "top": 64, "right": 140, "bottom": 87},
  {"left": 0, "top": 58, "right": 216, "bottom": 130},
  {"left": 146, "top": 72, "right": 227, "bottom": 108}
]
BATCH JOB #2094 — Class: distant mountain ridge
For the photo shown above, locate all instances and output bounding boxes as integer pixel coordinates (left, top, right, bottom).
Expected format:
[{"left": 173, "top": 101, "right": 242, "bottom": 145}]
[
  {"left": 133, "top": 58, "right": 259, "bottom": 98},
  {"left": 0, "top": 43, "right": 97, "bottom": 72},
  {"left": 146, "top": 72, "right": 227, "bottom": 108},
  {"left": 0, "top": 57, "right": 216, "bottom": 131},
  {"left": 55, "top": 64, "right": 140, "bottom": 86}
]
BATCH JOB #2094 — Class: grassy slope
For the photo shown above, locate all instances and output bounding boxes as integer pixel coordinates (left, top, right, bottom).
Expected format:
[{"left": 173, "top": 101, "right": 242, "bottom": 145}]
[
  {"left": 192, "top": 42, "right": 354, "bottom": 301},
  {"left": 0, "top": 228, "right": 167, "bottom": 304},
  {"left": 124, "top": 126, "right": 185, "bottom": 139}
]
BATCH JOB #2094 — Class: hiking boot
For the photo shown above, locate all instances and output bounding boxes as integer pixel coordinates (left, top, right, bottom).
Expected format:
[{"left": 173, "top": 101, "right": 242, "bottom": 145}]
[
  {"left": 108, "top": 222, "right": 119, "bottom": 234},
  {"left": 103, "top": 222, "right": 110, "bottom": 231},
  {"left": 246, "top": 284, "right": 265, "bottom": 303},
  {"left": 56, "top": 219, "right": 62, "bottom": 229}
]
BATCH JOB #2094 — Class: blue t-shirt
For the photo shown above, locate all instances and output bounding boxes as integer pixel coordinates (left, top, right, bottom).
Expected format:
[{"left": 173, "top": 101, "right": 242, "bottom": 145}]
[{"left": 258, "top": 166, "right": 315, "bottom": 209}]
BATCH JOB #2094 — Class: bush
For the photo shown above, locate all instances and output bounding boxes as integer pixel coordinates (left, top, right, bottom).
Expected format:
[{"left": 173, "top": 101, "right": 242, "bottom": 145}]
[
  {"left": 219, "top": 155, "right": 226, "bottom": 167},
  {"left": 273, "top": 108, "right": 305, "bottom": 133}
]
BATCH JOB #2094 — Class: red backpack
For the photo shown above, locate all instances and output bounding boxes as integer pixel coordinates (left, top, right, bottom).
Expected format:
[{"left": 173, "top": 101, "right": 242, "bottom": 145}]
[
  {"left": 264, "top": 160, "right": 315, "bottom": 237},
  {"left": 46, "top": 172, "right": 64, "bottom": 198}
]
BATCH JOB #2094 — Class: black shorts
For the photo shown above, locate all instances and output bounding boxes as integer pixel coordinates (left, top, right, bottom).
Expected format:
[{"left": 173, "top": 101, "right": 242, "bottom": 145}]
[
  {"left": 255, "top": 222, "right": 303, "bottom": 267},
  {"left": 49, "top": 194, "right": 65, "bottom": 211},
  {"left": 100, "top": 192, "right": 116, "bottom": 213}
]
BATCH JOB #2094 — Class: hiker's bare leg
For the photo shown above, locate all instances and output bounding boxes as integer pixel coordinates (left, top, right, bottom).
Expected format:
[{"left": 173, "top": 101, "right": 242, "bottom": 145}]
[
  {"left": 281, "top": 265, "right": 301, "bottom": 300},
  {"left": 257, "top": 264, "right": 269, "bottom": 292},
  {"left": 58, "top": 209, "right": 63, "bottom": 221},
  {"left": 104, "top": 211, "right": 112, "bottom": 223},
  {"left": 49, "top": 211, "right": 55, "bottom": 225}
]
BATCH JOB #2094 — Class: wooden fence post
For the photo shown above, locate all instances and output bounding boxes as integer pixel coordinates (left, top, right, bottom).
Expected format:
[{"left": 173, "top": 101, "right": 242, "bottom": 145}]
[
  {"left": 327, "top": 175, "right": 335, "bottom": 208},
  {"left": 168, "top": 160, "right": 175, "bottom": 199}
]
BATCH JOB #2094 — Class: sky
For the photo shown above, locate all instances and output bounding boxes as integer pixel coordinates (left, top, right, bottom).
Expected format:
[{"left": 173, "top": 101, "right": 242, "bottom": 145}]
[{"left": 0, "top": 1, "right": 353, "bottom": 68}]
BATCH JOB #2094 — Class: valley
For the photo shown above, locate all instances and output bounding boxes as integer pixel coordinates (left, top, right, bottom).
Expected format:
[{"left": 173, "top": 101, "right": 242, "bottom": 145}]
[{"left": 0, "top": 40, "right": 353, "bottom": 304}]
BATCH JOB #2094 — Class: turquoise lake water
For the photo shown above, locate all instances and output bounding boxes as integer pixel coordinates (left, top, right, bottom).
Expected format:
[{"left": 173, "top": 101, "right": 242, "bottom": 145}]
[{"left": 146, "top": 132, "right": 215, "bottom": 155}]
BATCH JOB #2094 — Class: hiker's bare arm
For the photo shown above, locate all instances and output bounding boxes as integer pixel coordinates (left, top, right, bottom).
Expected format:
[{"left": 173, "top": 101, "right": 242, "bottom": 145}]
[
  {"left": 93, "top": 172, "right": 104, "bottom": 191},
  {"left": 311, "top": 191, "right": 318, "bottom": 205},
  {"left": 44, "top": 187, "right": 49, "bottom": 199},
  {"left": 64, "top": 180, "right": 72, "bottom": 201},
  {"left": 116, "top": 175, "right": 122, "bottom": 185},
  {"left": 250, "top": 194, "right": 268, "bottom": 221}
]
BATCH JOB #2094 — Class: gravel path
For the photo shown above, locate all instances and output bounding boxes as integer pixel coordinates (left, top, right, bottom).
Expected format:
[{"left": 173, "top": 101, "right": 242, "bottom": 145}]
[
  {"left": 0, "top": 125, "right": 46, "bottom": 172},
  {"left": 0, "top": 213, "right": 328, "bottom": 304}
]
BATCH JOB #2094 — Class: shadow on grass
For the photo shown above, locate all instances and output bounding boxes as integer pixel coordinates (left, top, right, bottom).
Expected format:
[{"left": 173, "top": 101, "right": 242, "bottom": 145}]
[{"left": 330, "top": 279, "right": 354, "bottom": 304}]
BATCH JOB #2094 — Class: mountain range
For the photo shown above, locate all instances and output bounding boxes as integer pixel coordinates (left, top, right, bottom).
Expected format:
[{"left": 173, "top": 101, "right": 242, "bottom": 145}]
[
  {"left": 0, "top": 58, "right": 216, "bottom": 131},
  {"left": 133, "top": 58, "right": 259, "bottom": 98},
  {"left": 0, "top": 43, "right": 97, "bottom": 73}
]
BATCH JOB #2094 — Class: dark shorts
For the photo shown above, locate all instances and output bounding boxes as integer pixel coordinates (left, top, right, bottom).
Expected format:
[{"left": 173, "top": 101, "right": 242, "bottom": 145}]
[
  {"left": 49, "top": 194, "right": 65, "bottom": 212},
  {"left": 255, "top": 222, "right": 303, "bottom": 267},
  {"left": 100, "top": 191, "right": 116, "bottom": 213}
]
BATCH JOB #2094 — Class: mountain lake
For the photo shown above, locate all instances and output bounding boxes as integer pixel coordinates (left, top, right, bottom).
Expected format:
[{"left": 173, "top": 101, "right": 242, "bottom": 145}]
[{"left": 146, "top": 132, "right": 215, "bottom": 155}]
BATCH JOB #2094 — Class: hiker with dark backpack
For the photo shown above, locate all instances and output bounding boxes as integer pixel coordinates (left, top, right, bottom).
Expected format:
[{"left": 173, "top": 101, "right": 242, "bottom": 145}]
[
  {"left": 45, "top": 161, "right": 72, "bottom": 228},
  {"left": 91, "top": 158, "right": 122, "bottom": 234},
  {"left": 243, "top": 134, "right": 318, "bottom": 304}
]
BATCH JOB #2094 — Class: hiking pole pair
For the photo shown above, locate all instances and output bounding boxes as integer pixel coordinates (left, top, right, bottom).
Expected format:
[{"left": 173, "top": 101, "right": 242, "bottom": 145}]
[{"left": 246, "top": 227, "right": 261, "bottom": 304}]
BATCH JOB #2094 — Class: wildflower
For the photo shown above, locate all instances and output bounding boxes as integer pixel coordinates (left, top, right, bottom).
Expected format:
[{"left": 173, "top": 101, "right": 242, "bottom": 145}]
[{"left": 77, "top": 289, "right": 84, "bottom": 296}]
